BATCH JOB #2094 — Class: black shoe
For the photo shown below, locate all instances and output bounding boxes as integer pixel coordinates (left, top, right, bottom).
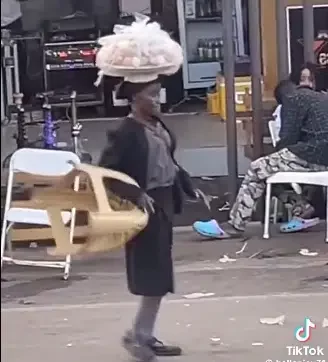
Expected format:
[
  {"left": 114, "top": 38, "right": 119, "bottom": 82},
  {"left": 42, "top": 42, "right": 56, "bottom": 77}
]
[
  {"left": 122, "top": 331, "right": 156, "bottom": 362},
  {"left": 148, "top": 337, "right": 182, "bottom": 357}
]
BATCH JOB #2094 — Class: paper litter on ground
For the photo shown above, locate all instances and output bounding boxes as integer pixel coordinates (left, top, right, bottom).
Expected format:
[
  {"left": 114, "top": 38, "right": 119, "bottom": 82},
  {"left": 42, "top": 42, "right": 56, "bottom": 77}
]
[
  {"left": 219, "top": 255, "right": 237, "bottom": 263},
  {"left": 322, "top": 318, "right": 328, "bottom": 328},
  {"left": 260, "top": 315, "right": 285, "bottom": 325},
  {"left": 183, "top": 292, "right": 215, "bottom": 299},
  {"left": 252, "top": 342, "right": 264, "bottom": 346},
  {"left": 299, "top": 248, "right": 318, "bottom": 257},
  {"left": 210, "top": 337, "right": 221, "bottom": 342},
  {"left": 236, "top": 242, "right": 248, "bottom": 254}
]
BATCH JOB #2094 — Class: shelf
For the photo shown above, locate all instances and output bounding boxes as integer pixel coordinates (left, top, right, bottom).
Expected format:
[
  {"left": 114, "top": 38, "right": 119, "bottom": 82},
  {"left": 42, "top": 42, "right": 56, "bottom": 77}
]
[
  {"left": 188, "top": 59, "right": 222, "bottom": 64},
  {"left": 186, "top": 16, "right": 222, "bottom": 23}
]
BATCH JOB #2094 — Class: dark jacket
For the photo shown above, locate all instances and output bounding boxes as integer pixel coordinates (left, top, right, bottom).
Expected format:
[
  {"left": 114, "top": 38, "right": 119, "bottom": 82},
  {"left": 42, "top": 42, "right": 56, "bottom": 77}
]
[
  {"left": 99, "top": 117, "right": 196, "bottom": 214},
  {"left": 277, "top": 86, "right": 328, "bottom": 166},
  {"left": 99, "top": 117, "right": 195, "bottom": 296}
]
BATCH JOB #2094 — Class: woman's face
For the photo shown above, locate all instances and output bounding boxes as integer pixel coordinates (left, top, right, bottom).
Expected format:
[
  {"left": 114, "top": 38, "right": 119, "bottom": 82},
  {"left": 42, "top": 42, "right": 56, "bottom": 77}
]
[
  {"left": 134, "top": 82, "right": 161, "bottom": 118},
  {"left": 300, "top": 68, "right": 315, "bottom": 88}
]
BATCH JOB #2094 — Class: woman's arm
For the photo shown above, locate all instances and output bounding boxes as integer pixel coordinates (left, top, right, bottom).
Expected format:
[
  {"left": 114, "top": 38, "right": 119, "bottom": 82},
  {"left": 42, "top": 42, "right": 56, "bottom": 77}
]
[
  {"left": 277, "top": 94, "right": 303, "bottom": 149},
  {"left": 99, "top": 123, "right": 153, "bottom": 212},
  {"left": 158, "top": 119, "right": 198, "bottom": 199},
  {"left": 98, "top": 130, "right": 123, "bottom": 170}
]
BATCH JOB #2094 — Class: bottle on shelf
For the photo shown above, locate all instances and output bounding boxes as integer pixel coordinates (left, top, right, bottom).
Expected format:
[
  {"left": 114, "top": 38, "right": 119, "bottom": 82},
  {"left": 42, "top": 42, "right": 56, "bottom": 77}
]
[
  {"left": 196, "top": 0, "right": 206, "bottom": 17},
  {"left": 219, "top": 39, "right": 224, "bottom": 60},
  {"left": 196, "top": 38, "right": 224, "bottom": 62},
  {"left": 213, "top": 38, "right": 220, "bottom": 60},
  {"left": 210, "top": 0, "right": 221, "bottom": 17},
  {"left": 205, "top": 39, "right": 213, "bottom": 60},
  {"left": 216, "top": 0, "right": 222, "bottom": 13},
  {"left": 185, "top": 0, "right": 197, "bottom": 19},
  {"left": 205, "top": 0, "right": 212, "bottom": 17},
  {"left": 197, "top": 39, "right": 205, "bottom": 61}
]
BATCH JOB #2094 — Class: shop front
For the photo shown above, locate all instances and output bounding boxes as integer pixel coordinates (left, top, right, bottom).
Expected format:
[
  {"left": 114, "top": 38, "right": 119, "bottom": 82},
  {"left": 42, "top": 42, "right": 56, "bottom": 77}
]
[
  {"left": 260, "top": 0, "right": 328, "bottom": 94},
  {"left": 176, "top": 0, "right": 246, "bottom": 90}
]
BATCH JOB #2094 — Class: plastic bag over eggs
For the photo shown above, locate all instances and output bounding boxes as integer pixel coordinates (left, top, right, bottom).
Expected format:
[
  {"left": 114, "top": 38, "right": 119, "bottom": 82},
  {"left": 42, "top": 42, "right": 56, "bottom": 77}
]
[{"left": 95, "top": 13, "right": 183, "bottom": 76}]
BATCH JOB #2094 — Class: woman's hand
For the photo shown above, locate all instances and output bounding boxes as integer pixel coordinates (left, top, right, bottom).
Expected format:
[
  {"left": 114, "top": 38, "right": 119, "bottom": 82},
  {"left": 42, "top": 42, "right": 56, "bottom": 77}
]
[
  {"left": 137, "top": 192, "right": 155, "bottom": 214},
  {"left": 194, "top": 188, "right": 212, "bottom": 210}
]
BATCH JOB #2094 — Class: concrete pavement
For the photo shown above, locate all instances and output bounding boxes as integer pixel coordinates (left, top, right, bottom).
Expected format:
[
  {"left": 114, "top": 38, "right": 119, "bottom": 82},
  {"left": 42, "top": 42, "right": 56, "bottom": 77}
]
[
  {"left": 1, "top": 226, "right": 328, "bottom": 362},
  {"left": 2, "top": 293, "right": 328, "bottom": 362},
  {"left": 1, "top": 114, "right": 251, "bottom": 181}
]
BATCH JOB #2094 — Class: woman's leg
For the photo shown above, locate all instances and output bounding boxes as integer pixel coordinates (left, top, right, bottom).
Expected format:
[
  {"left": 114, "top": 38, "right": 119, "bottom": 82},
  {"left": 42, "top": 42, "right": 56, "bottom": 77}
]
[
  {"left": 193, "top": 148, "right": 325, "bottom": 239},
  {"left": 123, "top": 295, "right": 182, "bottom": 360},
  {"left": 228, "top": 148, "right": 324, "bottom": 231},
  {"left": 133, "top": 296, "right": 162, "bottom": 342}
]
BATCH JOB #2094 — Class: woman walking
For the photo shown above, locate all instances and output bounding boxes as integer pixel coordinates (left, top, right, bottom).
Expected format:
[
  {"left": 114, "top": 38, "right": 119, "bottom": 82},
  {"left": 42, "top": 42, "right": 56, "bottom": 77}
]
[{"left": 99, "top": 78, "right": 197, "bottom": 361}]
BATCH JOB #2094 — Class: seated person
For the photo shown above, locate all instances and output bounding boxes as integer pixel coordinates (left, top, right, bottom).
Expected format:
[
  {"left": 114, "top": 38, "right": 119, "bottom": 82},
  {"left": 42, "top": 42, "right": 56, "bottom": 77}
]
[
  {"left": 290, "top": 61, "right": 327, "bottom": 93},
  {"left": 289, "top": 62, "right": 317, "bottom": 89},
  {"left": 271, "top": 80, "right": 320, "bottom": 230},
  {"left": 193, "top": 78, "right": 328, "bottom": 239}
]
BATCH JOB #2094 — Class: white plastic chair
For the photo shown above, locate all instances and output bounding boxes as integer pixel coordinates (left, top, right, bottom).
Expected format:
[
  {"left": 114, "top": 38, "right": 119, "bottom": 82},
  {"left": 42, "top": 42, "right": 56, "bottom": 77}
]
[
  {"left": 268, "top": 120, "right": 280, "bottom": 148},
  {"left": 263, "top": 171, "right": 328, "bottom": 242},
  {"left": 1, "top": 148, "right": 80, "bottom": 279},
  {"left": 268, "top": 120, "right": 302, "bottom": 195}
]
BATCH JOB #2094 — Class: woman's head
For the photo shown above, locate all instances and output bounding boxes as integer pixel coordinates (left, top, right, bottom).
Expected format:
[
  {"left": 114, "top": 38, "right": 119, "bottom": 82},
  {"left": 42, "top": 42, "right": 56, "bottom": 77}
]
[
  {"left": 274, "top": 79, "right": 296, "bottom": 104},
  {"left": 116, "top": 79, "right": 161, "bottom": 119},
  {"left": 289, "top": 62, "right": 317, "bottom": 89}
]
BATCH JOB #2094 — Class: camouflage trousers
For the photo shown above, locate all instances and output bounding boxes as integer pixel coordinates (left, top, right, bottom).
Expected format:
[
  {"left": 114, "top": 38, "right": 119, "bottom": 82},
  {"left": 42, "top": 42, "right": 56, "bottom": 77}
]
[{"left": 229, "top": 148, "right": 327, "bottom": 231}]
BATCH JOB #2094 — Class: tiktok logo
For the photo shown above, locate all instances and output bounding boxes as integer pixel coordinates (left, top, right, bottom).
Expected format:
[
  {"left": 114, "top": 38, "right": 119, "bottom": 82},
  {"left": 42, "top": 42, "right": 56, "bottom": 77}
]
[{"left": 294, "top": 317, "right": 316, "bottom": 342}]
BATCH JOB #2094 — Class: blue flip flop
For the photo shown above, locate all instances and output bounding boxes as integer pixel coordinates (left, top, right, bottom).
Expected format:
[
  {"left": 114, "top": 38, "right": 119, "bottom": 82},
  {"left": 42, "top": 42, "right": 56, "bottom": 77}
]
[
  {"left": 280, "top": 217, "right": 320, "bottom": 233},
  {"left": 193, "top": 219, "right": 229, "bottom": 239}
]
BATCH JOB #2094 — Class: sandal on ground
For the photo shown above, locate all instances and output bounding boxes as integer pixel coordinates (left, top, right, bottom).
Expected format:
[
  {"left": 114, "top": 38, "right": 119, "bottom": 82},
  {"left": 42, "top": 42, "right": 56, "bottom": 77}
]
[
  {"left": 280, "top": 217, "right": 320, "bottom": 233},
  {"left": 193, "top": 219, "right": 244, "bottom": 239}
]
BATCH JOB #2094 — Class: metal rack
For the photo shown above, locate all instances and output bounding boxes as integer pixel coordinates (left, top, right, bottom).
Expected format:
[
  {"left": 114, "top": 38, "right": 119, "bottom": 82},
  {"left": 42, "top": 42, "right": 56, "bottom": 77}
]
[
  {"left": 177, "top": 0, "right": 245, "bottom": 90},
  {"left": 1, "top": 29, "right": 21, "bottom": 124},
  {"left": 43, "top": 40, "right": 104, "bottom": 108}
]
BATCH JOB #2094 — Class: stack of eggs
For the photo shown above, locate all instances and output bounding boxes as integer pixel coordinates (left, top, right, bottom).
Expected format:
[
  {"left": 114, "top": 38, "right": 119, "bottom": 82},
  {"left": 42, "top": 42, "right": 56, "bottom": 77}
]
[{"left": 95, "top": 14, "right": 183, "bottom": 83}]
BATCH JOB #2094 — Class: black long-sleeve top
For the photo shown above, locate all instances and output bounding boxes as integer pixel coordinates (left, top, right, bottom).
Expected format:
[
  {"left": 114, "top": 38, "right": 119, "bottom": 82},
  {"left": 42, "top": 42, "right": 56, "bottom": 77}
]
[{"left": 277, "top": 86, "right": 328, "bottom": 167}]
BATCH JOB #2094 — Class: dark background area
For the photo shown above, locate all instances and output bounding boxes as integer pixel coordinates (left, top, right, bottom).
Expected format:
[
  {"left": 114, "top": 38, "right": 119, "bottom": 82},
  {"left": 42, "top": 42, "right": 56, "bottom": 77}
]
[
  {"left": 287, "top": 5, "right": 328, "bottom": 91},
  {"left": 15, "top": 0, "right": 251, "bottom": 110}
]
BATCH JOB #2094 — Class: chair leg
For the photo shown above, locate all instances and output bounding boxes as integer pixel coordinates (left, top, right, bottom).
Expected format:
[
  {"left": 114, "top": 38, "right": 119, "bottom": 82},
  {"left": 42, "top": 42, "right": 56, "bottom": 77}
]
[
  {"left": 272, "top": 197, "right": 278, "bottom": 224},
  {"left": 1, "top": 220, "right": 8, "bottom": 269},
  {"left": 326, "top": 187, "right": 328, "bottom": 243},
  {"left": 63, "top": 255, "right": 71, "bottom": 280},
  {"left": 63, "top": 176, "right": 79, "bottom": 280},
  {"left": 2, "top": 172, "right": 14, "bottom": 269},
  {"left": 63, "top": 210, "right": 76, "bottom": 280},
  {"left": 5, "top": 222, "right": 14, "bottom": 258},
  {"left": 263, "top": 183, "right": 272, "bottom": 239}
]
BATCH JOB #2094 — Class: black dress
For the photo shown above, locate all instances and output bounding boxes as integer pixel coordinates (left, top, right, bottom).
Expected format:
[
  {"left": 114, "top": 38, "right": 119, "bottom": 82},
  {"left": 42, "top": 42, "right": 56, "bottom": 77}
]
[{"left": 99, "top": 117, "right": 195, "bottom": 297}]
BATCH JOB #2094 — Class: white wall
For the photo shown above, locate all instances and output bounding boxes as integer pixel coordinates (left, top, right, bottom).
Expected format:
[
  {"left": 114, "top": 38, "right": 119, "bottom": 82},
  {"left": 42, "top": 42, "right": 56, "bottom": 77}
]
[{"left": 120, "top": 0, "right": 151, "bottom": 14}]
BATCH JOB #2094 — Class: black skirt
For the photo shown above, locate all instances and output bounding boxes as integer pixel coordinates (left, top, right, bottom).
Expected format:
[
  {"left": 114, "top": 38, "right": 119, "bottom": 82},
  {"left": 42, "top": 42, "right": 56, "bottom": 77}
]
[{"left": 125, "top": 186, "right": 174, "bottom": 297}]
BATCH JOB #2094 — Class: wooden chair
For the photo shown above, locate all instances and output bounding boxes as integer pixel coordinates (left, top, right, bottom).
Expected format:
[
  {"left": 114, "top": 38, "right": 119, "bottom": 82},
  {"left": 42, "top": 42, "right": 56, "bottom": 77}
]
[{"left": 30, "top": 163, "right": 149, "bottom": 256}]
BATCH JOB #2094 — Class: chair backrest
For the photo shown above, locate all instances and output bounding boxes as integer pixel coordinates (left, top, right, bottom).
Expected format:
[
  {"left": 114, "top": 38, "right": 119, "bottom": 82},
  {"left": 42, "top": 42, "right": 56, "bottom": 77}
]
[{"left": 9, "top": 148, "right": 81, "bottom": 176}]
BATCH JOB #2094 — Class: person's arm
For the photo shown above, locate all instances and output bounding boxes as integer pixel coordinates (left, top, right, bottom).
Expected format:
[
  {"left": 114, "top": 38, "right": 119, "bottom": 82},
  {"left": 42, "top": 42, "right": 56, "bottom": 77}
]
[
  {"left": 276, "top": 94, "right": 303, "bottom": 149},
  {"left": 98, "top": 130, "right": 123, "bottom": 170},
  {"left": 158, "top": 118, "right": 198, "bottom": 199},
  {"left": 99, "top": 125, "right": 154, "bottom": 213}
]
